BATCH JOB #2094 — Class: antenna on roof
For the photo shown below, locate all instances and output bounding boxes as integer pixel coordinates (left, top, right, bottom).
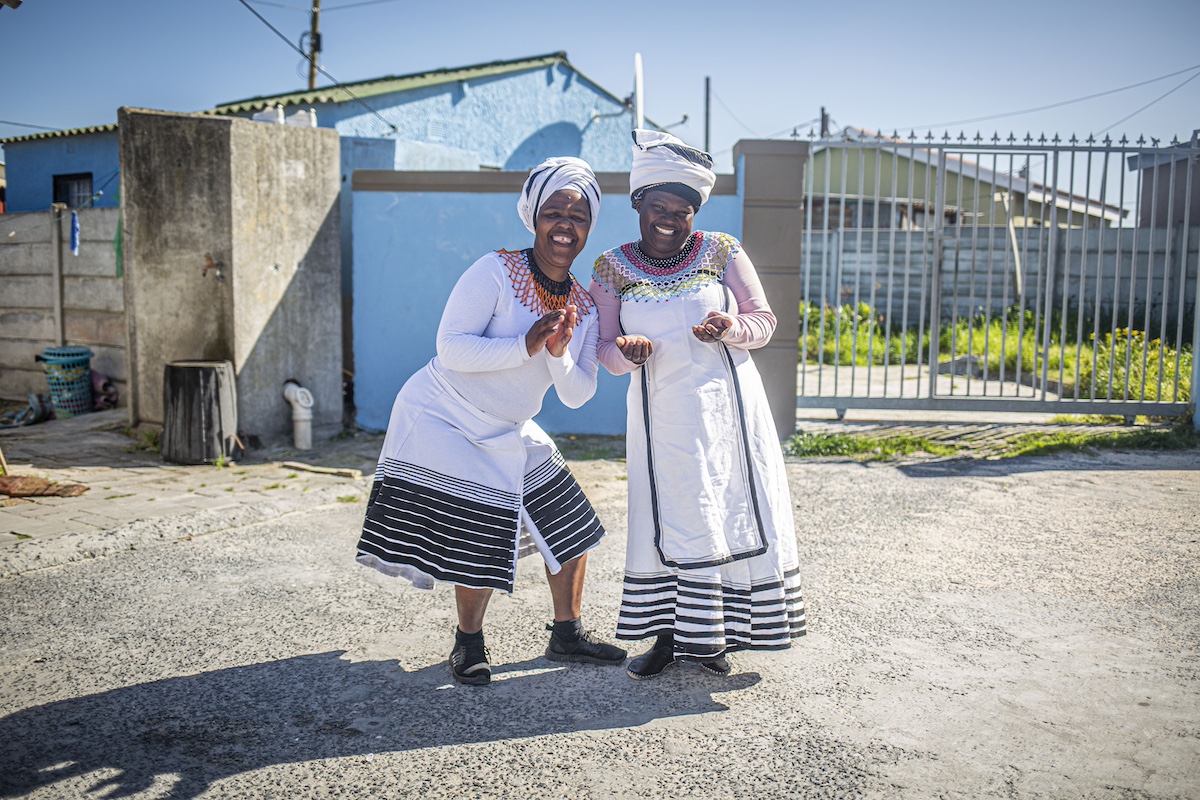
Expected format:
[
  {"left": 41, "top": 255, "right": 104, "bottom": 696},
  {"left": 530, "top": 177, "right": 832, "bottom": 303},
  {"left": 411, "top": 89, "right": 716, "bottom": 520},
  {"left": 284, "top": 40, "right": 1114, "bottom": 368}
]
[{"left": 633, "top": 53, "right": 644, "bottom": 131}]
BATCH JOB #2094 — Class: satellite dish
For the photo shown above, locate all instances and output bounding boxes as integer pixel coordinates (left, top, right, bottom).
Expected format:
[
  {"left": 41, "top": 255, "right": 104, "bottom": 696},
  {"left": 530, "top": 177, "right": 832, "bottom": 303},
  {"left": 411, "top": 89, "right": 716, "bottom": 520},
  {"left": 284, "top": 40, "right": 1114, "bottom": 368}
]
[{"left": 633, "top": 52, "right": 644, "bottom": 131}]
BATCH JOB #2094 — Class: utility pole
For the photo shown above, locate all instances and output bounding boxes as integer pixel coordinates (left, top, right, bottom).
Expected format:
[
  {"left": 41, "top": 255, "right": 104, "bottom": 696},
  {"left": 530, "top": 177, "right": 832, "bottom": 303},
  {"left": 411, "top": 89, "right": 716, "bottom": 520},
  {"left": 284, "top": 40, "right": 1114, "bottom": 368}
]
[
  {"left": 820, "top": 106, "right": 829, "bottom": 138},
  {"left": 307, "top": 0, "right": 321, "bottom": 91},
  {"left": 704, "top": 77, "right": 711, "bottom": 152}
]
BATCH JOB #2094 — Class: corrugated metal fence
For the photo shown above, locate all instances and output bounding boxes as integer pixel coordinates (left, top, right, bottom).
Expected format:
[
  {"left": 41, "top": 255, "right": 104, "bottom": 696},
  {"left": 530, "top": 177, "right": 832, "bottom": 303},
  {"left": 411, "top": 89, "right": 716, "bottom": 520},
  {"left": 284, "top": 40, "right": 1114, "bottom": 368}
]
[{"left": 799, "top": 130, "right": 1199, "bottom": 418}]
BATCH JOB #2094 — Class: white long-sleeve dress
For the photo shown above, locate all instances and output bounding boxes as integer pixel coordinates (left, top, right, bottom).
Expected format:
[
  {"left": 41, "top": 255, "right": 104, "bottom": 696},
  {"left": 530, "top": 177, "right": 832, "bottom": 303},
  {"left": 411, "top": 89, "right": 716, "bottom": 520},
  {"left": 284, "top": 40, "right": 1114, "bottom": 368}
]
[
  {"left": 590, "top": 231, "right": 805, "bottom": 658},
  {"left": 357, "top": 249, "right": 605, "bottom": 592}
]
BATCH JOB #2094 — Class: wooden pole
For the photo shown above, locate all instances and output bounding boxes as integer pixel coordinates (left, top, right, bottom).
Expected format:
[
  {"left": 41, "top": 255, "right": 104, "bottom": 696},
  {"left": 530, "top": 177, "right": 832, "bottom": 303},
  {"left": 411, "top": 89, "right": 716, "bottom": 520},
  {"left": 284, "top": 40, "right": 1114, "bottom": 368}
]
[{"left": 307, "top": 0, "right": 321, "bottom": 91}]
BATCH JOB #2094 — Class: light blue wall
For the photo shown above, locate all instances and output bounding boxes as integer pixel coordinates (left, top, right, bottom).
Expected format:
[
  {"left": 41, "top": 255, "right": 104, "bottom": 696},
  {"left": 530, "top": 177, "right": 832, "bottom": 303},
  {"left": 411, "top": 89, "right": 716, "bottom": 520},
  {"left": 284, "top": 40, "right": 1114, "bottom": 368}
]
[
  {"left": 352, "top": 187, "right": 743, "bottom": 436},
  {"left": 322, "top": 63, "right": 633, "bottom": 172},
  {"left": 3, "top": 130, "right": 120, "bottom": 212}
]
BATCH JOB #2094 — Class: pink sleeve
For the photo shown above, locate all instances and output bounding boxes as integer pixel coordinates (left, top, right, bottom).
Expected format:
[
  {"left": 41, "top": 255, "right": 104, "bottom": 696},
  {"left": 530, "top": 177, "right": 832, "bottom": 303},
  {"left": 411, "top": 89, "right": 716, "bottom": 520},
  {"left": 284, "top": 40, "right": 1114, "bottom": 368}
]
[
  {"left": 721, "top": 247, "right": 777, "bottom": 350},
  {"left": 588, "top": 278, "right": 639, "bottom": 376}
]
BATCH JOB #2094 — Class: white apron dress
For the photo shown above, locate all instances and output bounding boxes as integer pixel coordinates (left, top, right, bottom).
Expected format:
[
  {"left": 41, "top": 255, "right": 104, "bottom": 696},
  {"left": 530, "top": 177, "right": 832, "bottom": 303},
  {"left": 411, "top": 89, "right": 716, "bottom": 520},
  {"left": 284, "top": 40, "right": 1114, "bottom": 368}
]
[
  {"left": 593, "top": 232, "right": 805, "bottom": 657},
  {"left": 356, "top": 250, "right": 605, "bottom": 593}
]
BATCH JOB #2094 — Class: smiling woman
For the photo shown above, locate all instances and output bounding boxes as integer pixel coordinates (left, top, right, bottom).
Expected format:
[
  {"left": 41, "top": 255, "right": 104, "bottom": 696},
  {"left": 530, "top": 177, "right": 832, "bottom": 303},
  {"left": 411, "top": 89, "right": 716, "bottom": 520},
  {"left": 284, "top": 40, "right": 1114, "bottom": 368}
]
[
  {"left": 355, "top": 156, "right": 625, "bottom": 686},
  {"left": 589, "top": 130, "right": 806, "bottom": 681}
]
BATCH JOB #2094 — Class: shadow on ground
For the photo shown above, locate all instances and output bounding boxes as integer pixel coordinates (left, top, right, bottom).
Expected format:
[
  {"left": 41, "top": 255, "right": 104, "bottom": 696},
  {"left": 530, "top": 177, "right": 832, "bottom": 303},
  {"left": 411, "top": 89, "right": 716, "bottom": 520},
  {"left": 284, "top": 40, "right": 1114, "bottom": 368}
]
[{"left": 0, "top": 651, "right": 759, "bottom": 798}]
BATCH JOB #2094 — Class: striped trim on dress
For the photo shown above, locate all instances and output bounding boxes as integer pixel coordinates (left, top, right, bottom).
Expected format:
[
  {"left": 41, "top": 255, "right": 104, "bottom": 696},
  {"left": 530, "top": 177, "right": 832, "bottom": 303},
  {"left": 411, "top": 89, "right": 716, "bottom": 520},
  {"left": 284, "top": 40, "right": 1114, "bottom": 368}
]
[
  {"left": 358, "top": 459, "right": 521, "bottom": 591},
  {"left": 522, "top": 452, "right": 605, "bottom": 568},
  {"left": 617, "top": 567, "right": 806, "bottom": 656}
]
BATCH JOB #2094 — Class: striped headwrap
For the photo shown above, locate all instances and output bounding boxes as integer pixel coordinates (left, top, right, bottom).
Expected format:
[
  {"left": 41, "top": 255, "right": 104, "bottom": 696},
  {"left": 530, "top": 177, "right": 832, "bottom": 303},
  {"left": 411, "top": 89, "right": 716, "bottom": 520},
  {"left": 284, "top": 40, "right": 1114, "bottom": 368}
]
[
  {"left": 629, "top": 129, "right": 716, "bottom": 210},
  {"left": 517, "top": 156, "right": 602, "bottom": 234}
]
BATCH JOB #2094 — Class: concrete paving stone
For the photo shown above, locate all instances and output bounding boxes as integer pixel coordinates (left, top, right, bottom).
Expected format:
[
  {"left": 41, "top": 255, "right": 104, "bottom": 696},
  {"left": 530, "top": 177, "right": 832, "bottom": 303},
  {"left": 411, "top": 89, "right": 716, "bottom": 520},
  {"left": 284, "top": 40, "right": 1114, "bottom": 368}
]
[
  {"left": 0, "top": 504, "right": 73, "bottom": 519},
  {"left": 67, "top": 512, "right": 126, "bottom": 528}
]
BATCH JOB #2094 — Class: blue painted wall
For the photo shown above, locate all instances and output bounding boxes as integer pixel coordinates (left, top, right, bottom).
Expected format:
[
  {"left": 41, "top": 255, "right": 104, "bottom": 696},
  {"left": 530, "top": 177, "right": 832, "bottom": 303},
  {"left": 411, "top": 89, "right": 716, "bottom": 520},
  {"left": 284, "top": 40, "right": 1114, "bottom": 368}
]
[
  {"left": 3, "top": 130, "right": 119, "bottom": 212},
  {"left": 352, "top": 185, "right": 743, "bottom": 436},
  {"left": 325, "top": 63, "right": 633, "bottom": 172}
]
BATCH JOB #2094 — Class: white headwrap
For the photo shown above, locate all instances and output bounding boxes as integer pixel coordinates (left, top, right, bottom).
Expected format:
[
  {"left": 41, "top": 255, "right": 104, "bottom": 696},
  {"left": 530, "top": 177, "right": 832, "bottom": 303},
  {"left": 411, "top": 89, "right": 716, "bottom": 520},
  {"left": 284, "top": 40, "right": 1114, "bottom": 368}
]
[
  {"left": 516, "top": 156, "right": 601, "bottom": 234},
  {"left": 629, "top": 129, "right": 716, "bottom": 208}
]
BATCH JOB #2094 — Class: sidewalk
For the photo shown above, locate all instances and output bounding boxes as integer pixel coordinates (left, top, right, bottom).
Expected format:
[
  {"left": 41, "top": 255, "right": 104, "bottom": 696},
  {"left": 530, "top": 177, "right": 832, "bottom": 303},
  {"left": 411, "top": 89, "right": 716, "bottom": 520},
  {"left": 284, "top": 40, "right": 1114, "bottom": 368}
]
[
  {"left": 0, "top": 403, "right": 1184, "bottom": 579},
  {"left": 0, "top": 410, "right": 382, "bottom": 578}
]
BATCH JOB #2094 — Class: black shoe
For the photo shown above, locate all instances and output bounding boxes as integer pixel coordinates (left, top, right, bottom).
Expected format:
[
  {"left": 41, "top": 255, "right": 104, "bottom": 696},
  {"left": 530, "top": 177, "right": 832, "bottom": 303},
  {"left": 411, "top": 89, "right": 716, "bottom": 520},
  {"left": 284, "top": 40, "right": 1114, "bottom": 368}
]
[
  {"left": 449, "top": 636, "right": 491, "bottom": 686},
  {"left": 696, "top": 653, "right": 731, "bottom": 676},
  {"left": 627, "top": 644, "right": 675, "bottom": 680},
  {"left": 545, "top": 625, "right": 627, "bottom": 666}
]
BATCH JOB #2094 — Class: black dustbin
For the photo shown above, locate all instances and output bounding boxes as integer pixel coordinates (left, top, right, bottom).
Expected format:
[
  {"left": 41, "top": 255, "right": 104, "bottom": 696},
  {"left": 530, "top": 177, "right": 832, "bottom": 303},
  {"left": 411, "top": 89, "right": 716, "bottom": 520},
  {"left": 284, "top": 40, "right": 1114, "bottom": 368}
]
[{"left": 160, "top": 360, "right": 242, "bottom": 464}]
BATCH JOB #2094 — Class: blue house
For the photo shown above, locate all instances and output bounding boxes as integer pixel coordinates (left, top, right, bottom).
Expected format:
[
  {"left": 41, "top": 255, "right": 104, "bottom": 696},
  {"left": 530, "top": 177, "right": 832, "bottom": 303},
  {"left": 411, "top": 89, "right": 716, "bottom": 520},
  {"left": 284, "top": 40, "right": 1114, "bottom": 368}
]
[{"left": 2, "top": 52, "right": 636, "bottom": 214}]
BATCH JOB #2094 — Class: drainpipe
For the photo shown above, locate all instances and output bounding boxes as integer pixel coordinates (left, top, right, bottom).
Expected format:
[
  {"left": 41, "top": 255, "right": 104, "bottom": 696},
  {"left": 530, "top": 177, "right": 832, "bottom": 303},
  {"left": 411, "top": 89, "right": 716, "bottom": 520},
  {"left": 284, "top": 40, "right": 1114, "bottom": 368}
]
[{"left": 282, "top": 381, "right": 314, "bottom": 450}]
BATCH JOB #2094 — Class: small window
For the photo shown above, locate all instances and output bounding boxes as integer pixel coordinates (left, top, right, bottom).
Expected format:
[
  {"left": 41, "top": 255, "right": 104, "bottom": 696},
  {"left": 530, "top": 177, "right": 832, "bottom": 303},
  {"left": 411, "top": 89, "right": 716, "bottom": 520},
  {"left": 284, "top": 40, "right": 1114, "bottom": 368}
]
[{"left": 53, "top": 173, "right": 93, "bottom": 208}]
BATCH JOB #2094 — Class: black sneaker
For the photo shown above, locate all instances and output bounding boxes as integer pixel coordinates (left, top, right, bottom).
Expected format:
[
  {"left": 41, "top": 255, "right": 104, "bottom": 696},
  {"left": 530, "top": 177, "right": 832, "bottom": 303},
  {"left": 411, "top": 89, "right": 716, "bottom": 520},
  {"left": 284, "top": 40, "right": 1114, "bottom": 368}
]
[
  {"left": 449, "top": 637, "right": 491, "bottom": 685},
  {"left": 545, "top": 626, "right": 627, "bottom": 666},
  {"left": 627, "top": 644, "right": 675, "bottom": 680}
]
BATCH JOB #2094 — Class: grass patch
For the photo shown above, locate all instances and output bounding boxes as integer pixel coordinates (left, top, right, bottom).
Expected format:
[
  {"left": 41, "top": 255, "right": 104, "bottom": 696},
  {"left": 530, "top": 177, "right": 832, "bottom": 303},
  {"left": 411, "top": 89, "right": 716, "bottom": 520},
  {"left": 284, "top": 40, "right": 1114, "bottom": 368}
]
[
  {"left": 336, "top": 494, "right": 361, "bottom": 503},
  {"left": 784, "top": 431, "right": 959, "bottom": 461},
  {"left": 1005, "top": 422, "right": 1200, "bottom": 459},
  {"left": 261, "top": 483, "right": 282, "bottom": 490},
  {"left": 802, "top": 303, "right": 1192, "bottom": 402}
]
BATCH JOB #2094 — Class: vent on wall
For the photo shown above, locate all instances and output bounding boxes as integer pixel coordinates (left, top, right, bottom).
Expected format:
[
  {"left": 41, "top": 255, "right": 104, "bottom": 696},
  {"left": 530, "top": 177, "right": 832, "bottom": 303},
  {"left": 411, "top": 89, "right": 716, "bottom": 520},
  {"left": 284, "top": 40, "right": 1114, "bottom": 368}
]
[{"left": 427, "top": 119, "right": 445, "bottom": 142}]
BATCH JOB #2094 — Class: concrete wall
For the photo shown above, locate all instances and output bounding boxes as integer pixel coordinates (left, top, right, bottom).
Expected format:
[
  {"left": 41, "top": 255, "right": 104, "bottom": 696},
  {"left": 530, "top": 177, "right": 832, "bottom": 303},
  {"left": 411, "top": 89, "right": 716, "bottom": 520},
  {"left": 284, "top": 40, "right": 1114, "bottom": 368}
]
[
  {"left": 120, "top": 109, "right": 342, "bottom": 445},
  {"left": 350, "top": 171, "right": 744, "bottom": 436},
  {"left": 3, "top": 130, "right": 120, "bottom": 213},
  {"left": 0, "top": 207, "right": 126, "bottom": 402}
]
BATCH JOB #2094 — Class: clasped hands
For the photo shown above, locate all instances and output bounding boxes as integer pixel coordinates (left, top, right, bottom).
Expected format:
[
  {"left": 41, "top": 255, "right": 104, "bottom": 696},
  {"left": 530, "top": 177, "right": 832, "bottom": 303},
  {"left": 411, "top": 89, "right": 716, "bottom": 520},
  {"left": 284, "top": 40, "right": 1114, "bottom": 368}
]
[
  {"left": 526, "top": 305, "right": 578, "bottom": 357},
  {"left": 617, "top": 312, "right": 735, "bottom": 365}
]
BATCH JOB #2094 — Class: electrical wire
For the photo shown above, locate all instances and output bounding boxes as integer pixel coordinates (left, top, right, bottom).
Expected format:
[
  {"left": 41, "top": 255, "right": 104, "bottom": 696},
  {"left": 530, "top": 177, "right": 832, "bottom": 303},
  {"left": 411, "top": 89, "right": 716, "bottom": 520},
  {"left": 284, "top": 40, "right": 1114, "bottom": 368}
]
[
  {"left": 711, "top": 90, "right": 760, "bottom": 137},
  {"left": 324, "top": 0, "right": 405, "bottom": 10},
  {"left": 892, "top": 62, "right": 1200, "bottom": 132},
  {"left": 233, "top": 0, "right": 399, "bottom": 134},
  {"left": 1094, "top": 69, "right": 1200, "bottom": 138},
  {"left": 0, "top": 119, "right": 61, "bottom": 132}
]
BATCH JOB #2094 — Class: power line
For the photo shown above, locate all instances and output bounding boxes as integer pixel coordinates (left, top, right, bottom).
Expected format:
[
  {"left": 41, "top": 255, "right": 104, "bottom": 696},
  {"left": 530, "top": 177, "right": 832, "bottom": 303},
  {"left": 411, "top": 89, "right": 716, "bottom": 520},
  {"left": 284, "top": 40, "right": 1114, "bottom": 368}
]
[
  {"left": 1094, "top": 69, "right": 1200, "bottom": 137},
  {"left": 0, "top": 119, "right": 62, "bottom": 132},
  {"left": 711, "top": 90, "right": 760, "bottom": 137},
  {"left": 894, "top": 62, "right": 1200, "bottom": 132},
  {"left": 234, "top": 0, "right": 399, "bottom": 134},
  {"left": 324, "top": 0, "right": 405, "bottom": 10}
]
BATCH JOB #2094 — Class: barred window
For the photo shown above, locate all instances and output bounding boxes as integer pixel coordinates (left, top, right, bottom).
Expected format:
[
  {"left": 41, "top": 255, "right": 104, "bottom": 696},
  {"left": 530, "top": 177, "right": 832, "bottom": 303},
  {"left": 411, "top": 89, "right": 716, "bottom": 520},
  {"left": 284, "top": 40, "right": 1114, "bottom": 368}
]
[{"left": 53, "top": 173, "right": 93, "bottom": 208}]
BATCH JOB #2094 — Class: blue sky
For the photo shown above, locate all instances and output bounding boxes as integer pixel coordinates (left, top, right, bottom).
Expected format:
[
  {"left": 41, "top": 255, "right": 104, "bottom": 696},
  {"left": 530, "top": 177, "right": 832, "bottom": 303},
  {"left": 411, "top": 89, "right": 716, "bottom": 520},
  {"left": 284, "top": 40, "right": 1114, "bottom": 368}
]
[{"left": 2, "top": 0, "right": 1198, "bottom": 171}]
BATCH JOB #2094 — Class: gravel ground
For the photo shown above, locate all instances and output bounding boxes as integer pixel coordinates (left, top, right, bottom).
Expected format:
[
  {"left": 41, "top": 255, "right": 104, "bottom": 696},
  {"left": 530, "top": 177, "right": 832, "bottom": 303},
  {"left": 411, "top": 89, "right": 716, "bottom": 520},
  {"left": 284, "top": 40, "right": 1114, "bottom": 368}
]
[{"left": 0, "top": 450, "right": 1197, "bottom": 799}]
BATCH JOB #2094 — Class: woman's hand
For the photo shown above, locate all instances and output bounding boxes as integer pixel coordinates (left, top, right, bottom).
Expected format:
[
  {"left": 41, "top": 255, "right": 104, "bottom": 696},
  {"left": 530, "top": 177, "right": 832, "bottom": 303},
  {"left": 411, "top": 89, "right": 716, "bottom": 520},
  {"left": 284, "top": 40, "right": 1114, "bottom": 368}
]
[
  {"left": 692, "top": 311, "right": 734, "bottom": 344},
  {"left": 545, "top": 304, "right": 578, "bottom": 358},
  {"left": 615, "top": 334, "right": 654, "bottom": 366},
  {"left": 526, "top": 309, "right": 567, "bottom": 356}
]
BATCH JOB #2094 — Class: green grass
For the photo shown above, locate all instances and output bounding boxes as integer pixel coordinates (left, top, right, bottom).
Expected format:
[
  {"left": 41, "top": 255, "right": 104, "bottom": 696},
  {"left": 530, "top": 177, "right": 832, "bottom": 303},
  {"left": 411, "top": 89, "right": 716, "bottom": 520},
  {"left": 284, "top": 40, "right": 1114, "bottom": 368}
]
[
  {"left": 801, "top": 303, "right": 1192, "bottom": 403},
  {"left": 784, "top": 431, "right": 960, "bottom": 461},
  {"left": 336, "top": 494, "right": 361, "bottom": 503},
  {"left": 552, "top": 434, "right": 626, "bottom": 461},
  {"left": 1005, "top": 422, "right": 1200, "bottom": 458}
]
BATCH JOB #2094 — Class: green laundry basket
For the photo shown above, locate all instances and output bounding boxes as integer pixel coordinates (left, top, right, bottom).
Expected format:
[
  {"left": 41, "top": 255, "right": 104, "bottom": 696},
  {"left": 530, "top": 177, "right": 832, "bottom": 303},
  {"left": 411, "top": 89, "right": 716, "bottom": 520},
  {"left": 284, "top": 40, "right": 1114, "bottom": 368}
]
[{"left": 36, "top": 346, "right": 94, "bottom": 418}]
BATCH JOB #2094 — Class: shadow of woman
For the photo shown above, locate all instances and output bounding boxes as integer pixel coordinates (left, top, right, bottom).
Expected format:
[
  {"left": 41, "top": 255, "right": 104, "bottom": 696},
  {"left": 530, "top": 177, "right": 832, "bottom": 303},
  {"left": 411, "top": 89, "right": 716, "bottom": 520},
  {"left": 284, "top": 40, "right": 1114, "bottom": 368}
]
[{"left": 0, "top": 651, "right": 761, "bottom": 798}]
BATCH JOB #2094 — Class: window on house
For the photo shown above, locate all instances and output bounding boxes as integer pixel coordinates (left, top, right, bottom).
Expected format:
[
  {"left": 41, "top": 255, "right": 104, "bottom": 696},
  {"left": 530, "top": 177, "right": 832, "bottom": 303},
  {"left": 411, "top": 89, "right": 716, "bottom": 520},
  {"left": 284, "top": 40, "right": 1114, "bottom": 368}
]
[{"left": 53, "top": 173, "right": 93, "bottom": 208}]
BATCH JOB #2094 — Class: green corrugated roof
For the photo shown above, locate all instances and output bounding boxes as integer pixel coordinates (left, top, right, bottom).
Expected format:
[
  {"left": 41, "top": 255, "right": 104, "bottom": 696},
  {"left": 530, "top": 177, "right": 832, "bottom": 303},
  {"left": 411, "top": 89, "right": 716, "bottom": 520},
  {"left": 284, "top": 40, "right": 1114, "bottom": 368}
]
[
  {"left": 208, "top": 51, "right": 585, "bottom": 115},
  {"left": 2, "top": 123, "right": 117, "bottom": 145},
  {"left": 1, "top": 51, "right": 638, "bottom": 144}
]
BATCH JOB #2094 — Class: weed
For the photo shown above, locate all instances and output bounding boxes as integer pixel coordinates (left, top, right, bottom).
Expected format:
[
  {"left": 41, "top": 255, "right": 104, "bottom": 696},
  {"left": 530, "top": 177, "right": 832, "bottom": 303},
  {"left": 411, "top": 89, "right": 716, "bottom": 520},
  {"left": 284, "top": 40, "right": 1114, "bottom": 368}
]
[
  {"left": 336, "top": 495, "right": 361, "bottom": 503},
  {"left": 784, "top": 432, "right": 959, "bottom": 461},
  {"left": 262, "top": 483, "right": 282, "bottom": 490},
  {"left": 1005, "top": 422, "right": 1200, "bottom": 458}
]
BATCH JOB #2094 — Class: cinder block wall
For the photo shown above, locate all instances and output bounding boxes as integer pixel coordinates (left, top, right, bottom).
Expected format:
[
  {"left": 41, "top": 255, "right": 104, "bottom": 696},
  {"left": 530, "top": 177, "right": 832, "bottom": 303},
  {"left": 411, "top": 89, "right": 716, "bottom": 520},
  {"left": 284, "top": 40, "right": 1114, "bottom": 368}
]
[{"left": 0, "top": 207, "right": 127, "bottom": 403}]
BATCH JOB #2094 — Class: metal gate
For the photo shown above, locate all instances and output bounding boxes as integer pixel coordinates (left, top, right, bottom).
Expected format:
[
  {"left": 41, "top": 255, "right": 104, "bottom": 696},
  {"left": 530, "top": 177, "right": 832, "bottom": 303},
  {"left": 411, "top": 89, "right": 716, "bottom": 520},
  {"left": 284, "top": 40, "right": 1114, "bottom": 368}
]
[{"left": 798, "top": 129, "right": 1199, "bottom": 418}]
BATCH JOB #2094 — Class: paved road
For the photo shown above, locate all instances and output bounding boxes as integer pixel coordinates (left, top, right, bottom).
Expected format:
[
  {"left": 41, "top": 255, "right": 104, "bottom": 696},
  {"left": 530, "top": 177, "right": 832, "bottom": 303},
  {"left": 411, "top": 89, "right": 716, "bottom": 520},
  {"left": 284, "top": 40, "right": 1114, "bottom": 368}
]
[{"left": 1, "top": 444, "right": 1197, "bottom": 798}]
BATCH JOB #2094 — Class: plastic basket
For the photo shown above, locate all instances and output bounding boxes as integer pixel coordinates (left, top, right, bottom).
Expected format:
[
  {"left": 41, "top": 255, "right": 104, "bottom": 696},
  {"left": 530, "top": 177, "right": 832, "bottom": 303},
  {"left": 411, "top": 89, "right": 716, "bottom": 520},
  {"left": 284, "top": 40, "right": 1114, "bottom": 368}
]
[{"left": 36, "top": 346, "right": 94, "bottom": 418}]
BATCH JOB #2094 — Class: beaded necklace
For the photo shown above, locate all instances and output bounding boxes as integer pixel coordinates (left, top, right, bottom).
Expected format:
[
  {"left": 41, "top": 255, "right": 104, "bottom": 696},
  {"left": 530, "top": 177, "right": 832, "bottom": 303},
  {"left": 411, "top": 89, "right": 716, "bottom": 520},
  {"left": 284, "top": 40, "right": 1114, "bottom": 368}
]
[
  {"left": 632, "top": 233, "right": 699, "bottom": 275},
  {"left": 525, "top": 249, "right": 574, "bottom": 310}
]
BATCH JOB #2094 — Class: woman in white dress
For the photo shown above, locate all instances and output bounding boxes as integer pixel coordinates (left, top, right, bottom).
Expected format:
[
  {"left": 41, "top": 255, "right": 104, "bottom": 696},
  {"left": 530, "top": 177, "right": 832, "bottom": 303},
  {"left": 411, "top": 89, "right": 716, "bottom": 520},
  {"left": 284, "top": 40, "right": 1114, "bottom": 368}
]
[
  {"left": 357, "top": 157, "right": 626, "bottom": 685},
  {"left": 589, "top": 131, "right": 806, "bottom": 679}
]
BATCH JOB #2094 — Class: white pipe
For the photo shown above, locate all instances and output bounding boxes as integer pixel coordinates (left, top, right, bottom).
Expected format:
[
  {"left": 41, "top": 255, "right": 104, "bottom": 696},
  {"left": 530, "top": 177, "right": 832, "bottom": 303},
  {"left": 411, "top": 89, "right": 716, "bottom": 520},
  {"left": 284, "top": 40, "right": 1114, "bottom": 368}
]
[{"left": 282, "top": 381, "right": 314, "bottom": 450}]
